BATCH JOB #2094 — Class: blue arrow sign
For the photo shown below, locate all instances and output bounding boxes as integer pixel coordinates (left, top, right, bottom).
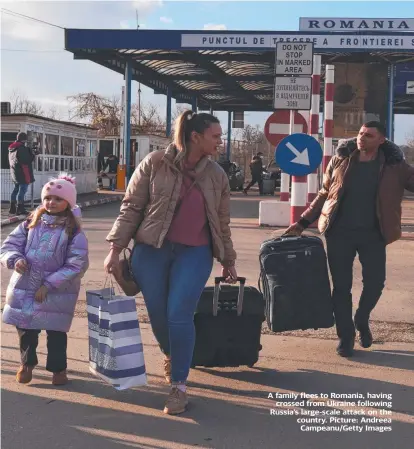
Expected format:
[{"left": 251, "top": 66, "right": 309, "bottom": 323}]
[{"left": 275, "top": 133, "right": 323, "bottom": 176}]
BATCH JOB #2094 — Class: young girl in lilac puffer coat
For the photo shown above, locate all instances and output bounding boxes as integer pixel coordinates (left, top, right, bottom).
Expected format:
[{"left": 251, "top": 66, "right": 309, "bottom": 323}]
[{"left": 1, "top": 173, "right": 89, "bottom": 386}]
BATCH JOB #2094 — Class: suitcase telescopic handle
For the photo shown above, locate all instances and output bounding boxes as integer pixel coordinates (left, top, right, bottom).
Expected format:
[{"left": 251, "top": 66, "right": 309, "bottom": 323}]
[
  {"left": 214, "top": 276, "right": 246, "bottom": 284},
  {"left": 213, "top": 277, "right": 246, "bottom": 317},
  {"left": 280, "top": 234, "right": 303, "bottom": 241}
]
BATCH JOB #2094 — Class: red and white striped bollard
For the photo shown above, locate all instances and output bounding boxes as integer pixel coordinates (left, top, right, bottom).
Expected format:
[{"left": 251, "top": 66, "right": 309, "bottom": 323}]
[
  {"left": 323, "top": 65, "right": 335, "bottom": 172},
  {"left": 307, "top": 54, "right": 321, "bottom": 205}
]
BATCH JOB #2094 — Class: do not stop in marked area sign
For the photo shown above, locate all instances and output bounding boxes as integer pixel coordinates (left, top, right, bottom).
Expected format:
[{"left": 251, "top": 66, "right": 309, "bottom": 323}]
[{"left": 275, "top": 42, "right": 313, "bottom": 76}]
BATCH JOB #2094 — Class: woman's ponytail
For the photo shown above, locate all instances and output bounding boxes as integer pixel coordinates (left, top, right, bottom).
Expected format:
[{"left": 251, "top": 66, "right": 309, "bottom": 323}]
[
  {"left": 173, "top": 109, "right": 219, "bottom": 162},
  {"left": 173, "top": 110, "right": 194, "bottom": 155}
]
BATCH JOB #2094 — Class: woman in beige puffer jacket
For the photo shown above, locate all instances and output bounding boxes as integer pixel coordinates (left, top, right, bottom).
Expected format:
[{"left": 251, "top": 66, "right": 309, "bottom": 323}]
[{"left": 104, "top": 110, "right": 237, "bottom": 415}]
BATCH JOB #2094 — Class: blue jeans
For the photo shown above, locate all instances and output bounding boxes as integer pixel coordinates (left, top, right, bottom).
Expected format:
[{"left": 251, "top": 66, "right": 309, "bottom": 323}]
[
  {"left": 11, "top": 183, "right": 29, "bottom": 203},
  {"left": 131, "top": 241, "right": 213, "bottom": 383}
]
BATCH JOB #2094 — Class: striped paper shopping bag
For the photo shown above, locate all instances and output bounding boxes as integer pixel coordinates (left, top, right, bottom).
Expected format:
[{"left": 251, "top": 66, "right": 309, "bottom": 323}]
[{"left": 86, "top": 287, "right": 147, "bottom": 390}]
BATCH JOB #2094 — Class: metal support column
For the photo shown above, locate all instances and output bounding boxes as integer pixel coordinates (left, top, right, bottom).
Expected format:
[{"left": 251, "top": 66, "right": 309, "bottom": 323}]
[
  {"left": 166, "top": 87, "right": 172, "bottom": 137},
  {"left": 124, "top": 60, "right": 132, "bottom": 183},
  {"left": 192, "top": 96, "right": 198, "bottom": 113},
  {"left": 387, "top": 64, "right": 395, "bottom": 141},
  {"left": 226, "top": 111, "right": 232, "bottom": 161}
]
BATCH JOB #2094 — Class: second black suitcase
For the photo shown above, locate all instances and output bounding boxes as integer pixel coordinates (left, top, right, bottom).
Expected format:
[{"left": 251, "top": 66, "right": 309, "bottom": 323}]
[
  {"left": 259, "top": 235, "right": 334, "bottom": 333},
  {"left": 192, "top": 277, "right": 265, "bottom": 368}
]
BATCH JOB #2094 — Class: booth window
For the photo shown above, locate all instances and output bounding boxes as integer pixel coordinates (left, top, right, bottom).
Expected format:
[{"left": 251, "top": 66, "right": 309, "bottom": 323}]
[
  {"left": 45, "top": 134, "right": 59, "bottom": 155},
  {"left": 61, "top": 136, "right": 73, "bottom": 156},
  {"left": 75, "top": 139, "right": 86, "bottom": 156},
  {"left": 88, "top": 140, "right": 97, "bottom": 157},
  {"left": 27, "top": 131, "right": 43, "bottom": 155}
]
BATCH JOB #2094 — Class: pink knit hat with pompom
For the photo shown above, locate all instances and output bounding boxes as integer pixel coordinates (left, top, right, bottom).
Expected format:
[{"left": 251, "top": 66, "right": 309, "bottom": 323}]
[{"left": 41, "top": 172, "right": 77, "bottom": 208}]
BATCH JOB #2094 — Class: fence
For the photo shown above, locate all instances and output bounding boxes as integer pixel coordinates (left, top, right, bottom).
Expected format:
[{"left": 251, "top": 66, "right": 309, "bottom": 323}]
[
  {"left": 1, "top": 170, "right": 35, "bottom": 207},
  {"left": 214, "top": 139, "right": 276, "bottom": 181}
]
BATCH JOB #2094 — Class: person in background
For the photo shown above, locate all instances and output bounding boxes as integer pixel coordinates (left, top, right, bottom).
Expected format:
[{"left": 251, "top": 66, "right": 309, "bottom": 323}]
[
  {"left": 8, "top": 132, "right": 37, "bottom": 216},
  {"left": 285, "top": 121, "right": 414, "bottom": 357},
  {"left": 100, "top": 154, "right": 119, "bottom": 191},
  {"left": 243, "top": 154, "right": 264, "bottom": 195},
  {"left": 104, "top": 110, "right": 237, "bottom": 415}
]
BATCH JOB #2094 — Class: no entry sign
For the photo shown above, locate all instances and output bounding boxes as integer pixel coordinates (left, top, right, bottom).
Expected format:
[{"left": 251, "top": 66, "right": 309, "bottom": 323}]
[{"left": 264, "top": 111, "right": 308, "bottom": 147}]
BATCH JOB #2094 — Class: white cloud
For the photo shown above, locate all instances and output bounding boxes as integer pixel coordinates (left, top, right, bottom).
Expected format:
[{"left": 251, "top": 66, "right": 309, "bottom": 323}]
[
  {"left": 160, "top": 16, "right": 173, "bottom": 24},
  {"left": 32, "top": 97, "right": 70, "bottom": 107},
  {"left": 1, "top": 13, "right": 59, "bottom": 42},
  {"left": 120, "top": 20, "right": 146, "bottom": 29},
  {"left": 133, "top": 0, "right": 163, "bottom": 16},
  {"left": 203, "top": 23, "right": 227, "bottom": 30}
]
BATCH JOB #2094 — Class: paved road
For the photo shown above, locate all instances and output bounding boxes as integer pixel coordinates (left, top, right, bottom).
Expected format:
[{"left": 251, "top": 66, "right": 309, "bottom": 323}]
[{"left": 1, "top": 197, "right": 413, "bottom": 449}]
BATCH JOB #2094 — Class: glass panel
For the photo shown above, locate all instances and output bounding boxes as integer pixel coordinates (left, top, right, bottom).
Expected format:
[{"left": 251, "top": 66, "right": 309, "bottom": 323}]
[
  {"left": 88, "top": 140, "right": 98, "bottom": 157},
  {"left": 61, "top": 136, "right": 73, "bottom": 156},
  {"left": 75, "top": 139, "right": 86, "bottom": 156},
  {"left": 45, "top": 134, "right": 59, "bottom": 155},
  {"left": 27, "top": 130, "right": 43, "bottom": 155}
]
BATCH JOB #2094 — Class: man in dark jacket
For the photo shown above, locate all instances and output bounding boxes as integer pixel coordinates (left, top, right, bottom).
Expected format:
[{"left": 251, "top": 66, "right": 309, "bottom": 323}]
[
  {"left": 285, "top": 121, "right": 414, "bottom": 357},
  {"left": 243, "top": 154, "right": 264, "bottom": 195},
  {"left": 100, "top": 154, "right": 119, "bottom": 191},
  {"left": 8, "top": 132, "right": 36, "bottom": 215},
  {"left": 103, "top": 154, "right": 119, "bottom": 173}
]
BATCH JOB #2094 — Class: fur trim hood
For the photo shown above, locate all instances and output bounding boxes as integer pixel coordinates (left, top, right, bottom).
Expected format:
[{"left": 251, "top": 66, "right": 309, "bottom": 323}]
[{"left": 336, "top": 138, "right": 405, "bottom": 165}]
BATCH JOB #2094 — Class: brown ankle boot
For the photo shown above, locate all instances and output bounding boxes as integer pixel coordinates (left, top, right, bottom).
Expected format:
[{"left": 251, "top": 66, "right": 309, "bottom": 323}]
[
  {"left": 164, "top": 356, "right": 171, "bottom": 384},
  {"left": 52, "top": 370, "right": 68, "bottom": 386},
  {"left": 16, "top": 365, "right": 34, "bottom": 384}
]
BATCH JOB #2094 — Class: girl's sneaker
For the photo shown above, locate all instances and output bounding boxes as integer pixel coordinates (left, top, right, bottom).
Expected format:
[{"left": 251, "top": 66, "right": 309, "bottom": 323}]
[{"left": 16, "top": 365, "right": 34, "bottom": 384}]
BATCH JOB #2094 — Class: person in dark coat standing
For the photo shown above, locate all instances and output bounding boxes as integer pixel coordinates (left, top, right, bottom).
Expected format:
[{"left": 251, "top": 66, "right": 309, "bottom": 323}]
[
  {"left": 8, "top": 132, "right": 36, "bottom": 216},
  {"left": 243, "top": 154, "right": 264, "bottom": 195}
]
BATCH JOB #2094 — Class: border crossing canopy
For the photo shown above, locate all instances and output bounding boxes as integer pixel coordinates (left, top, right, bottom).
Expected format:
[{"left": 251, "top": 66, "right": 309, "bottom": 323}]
[{"left": 65, "top": 28, "right": 414, "bottom": 114}]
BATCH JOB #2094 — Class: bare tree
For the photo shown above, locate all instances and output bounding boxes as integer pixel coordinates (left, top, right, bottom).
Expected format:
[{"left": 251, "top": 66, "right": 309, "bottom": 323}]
[
  {"left": 9, "top": 90, "right": 44, "bottom": 115},
  {"left": 45, "top": 106, "right": 63, "bottom": 121},
  {"left": 172, "top": 104, "right": 190, "bottom": 122},
  {"left": 67, "top": 92, "right": 121, "bottom": 134},
  {"left": 131, "top": 102, "right": 164, "bottom": 133}
]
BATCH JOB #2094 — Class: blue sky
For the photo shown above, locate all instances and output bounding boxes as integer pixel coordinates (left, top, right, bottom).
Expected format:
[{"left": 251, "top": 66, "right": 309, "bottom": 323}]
[{"left": 1, "top": 0, "right": 414, "bottom": 143}]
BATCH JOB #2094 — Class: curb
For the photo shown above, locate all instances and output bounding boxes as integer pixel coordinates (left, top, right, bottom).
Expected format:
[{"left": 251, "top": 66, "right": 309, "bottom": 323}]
[{"left": 1, "top": 195, "right": 123, "bottom": 228}]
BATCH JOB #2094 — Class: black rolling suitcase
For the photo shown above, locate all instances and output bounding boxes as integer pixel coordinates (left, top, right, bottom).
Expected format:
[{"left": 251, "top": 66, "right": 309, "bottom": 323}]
[
  {"left": 192, "top": 277, "right": 265, "bottom": 368},
  {"left": 259, "top": 235, "right": 334, "bottom": 333}
]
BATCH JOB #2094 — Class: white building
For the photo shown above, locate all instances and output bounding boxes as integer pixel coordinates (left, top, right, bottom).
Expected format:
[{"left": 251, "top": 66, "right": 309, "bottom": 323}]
[
  {"left": 1, "top": 113, "right": 98, "bottom": 202},
  {"left": 98, "top": 132, "right": 171, "bottom": 168}
]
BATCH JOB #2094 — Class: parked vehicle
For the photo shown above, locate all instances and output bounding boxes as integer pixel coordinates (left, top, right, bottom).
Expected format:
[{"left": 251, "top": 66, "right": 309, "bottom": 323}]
[{"left": 228, "top": 162, "right": 245, "bottom": 191}]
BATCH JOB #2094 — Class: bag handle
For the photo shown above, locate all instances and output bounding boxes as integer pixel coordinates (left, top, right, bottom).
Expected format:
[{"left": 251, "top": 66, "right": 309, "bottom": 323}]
[
  {"left": 102, "top": 275, "right": 122, "bottom": 300},
  {"left": 213, "top": 276, "right": 246, "bottom": 317}
]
